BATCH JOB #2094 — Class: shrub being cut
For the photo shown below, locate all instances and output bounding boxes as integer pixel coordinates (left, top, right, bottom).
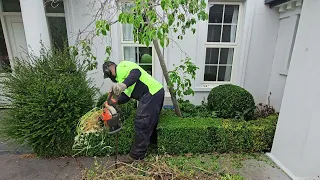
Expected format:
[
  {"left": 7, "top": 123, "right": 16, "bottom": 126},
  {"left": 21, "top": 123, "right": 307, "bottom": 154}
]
[
  {"left": 72, "top": 99, "right": 137, "bottom": 157},
  {"left": 0, "top": 46, "right": 96, "bottom": 157}
]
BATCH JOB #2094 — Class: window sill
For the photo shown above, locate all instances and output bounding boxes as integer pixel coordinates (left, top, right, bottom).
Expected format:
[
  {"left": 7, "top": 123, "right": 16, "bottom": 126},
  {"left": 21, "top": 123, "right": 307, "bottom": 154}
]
[
  {"left": 194, "top": 82, "right": 232, "bottom": 92},
  {"left": 279, "top": 70, "right": 288, "bottom": 76}
]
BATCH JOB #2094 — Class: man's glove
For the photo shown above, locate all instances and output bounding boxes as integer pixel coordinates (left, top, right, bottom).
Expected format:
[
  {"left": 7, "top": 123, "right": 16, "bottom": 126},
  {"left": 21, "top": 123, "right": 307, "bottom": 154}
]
[{"left": 112, "top": 83, "right": 127, "bottom": 96}]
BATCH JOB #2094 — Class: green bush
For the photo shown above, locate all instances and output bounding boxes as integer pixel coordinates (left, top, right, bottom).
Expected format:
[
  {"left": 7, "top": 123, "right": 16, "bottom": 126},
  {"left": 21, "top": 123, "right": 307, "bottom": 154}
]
[
  {"left": 179, "top": 99, "right": 216, "bottom": 118},
  {"left": 158, "top": 111, "right": 277, "bottom": 154},
  {"left": 207, "top": 84, "right": 255, "bottom": 120},
  {"left": 73, "top": 100, "right": 137, "bottom": 156},
  {"left": 0, "top": 46, "right": 96, "bottom": 157}
]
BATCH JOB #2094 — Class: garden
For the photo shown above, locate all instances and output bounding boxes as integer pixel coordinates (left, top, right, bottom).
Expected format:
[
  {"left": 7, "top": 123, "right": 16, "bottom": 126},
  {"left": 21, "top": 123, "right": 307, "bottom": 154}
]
[
  {"left": 0, "top": 45, "right": 278, "bottom": 179},
  {"left": 0, "top": 1, "right": 280, "bottom": 179}
]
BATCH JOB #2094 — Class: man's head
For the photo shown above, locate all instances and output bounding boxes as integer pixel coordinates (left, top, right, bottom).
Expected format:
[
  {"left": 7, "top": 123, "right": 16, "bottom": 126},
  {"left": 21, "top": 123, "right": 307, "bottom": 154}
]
[{"left": 103, "top": 61, "right": 117, "bottom": 82}]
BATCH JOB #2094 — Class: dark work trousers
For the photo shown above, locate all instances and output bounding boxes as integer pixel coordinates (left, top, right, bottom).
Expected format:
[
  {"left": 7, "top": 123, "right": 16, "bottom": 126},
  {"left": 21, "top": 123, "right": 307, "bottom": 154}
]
[{"left": 129, "top": 88, "right": 164, "bottom": 160}]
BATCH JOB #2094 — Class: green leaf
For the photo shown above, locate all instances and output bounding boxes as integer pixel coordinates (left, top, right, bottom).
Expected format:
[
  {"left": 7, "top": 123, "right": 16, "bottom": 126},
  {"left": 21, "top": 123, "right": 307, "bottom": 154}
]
[
  {"left": 101, "top": 29, "right": 107, "bottom": 36},
  {"left": 192, "top": 28, "right": 196, "bottom": 34},
  {"left": 160, "top": 38, "right": 165, "bottom": 47},
  {"left": 168, "top": 14, "right": 174, "bottom": 26},
  {"left": 105, "top": 23, "right": 110, "bottom": 31},
  {"left": 105, "top": 46, "right": 111, "bottom": 56}
]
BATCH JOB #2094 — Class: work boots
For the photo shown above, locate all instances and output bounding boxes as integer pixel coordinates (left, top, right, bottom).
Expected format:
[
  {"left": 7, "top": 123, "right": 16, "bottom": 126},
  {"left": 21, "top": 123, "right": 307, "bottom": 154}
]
[{"left": 118, "top": 154, "right": 142, "bottom": 164}]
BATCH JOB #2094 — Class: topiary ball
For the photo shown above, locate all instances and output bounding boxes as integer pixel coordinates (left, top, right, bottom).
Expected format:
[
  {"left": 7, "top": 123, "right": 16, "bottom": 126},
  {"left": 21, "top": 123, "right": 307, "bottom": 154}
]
[
  {"left": 207, "top": 84, "right": 255, "bottom": 120},
  {"left": 141, "top": 54, "right": 152, "bottom": 64}
]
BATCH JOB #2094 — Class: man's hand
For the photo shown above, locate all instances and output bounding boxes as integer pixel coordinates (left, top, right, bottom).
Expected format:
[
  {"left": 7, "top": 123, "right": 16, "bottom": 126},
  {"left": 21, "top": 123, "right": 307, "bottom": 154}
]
[{"left": 112, "top": 83, "right": 127, "bottom": 96}]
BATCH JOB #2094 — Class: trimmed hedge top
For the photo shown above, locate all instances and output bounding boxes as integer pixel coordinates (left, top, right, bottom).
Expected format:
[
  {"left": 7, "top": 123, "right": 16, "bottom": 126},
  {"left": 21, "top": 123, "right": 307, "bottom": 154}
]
[
  {"left": 207, "top": 84, "right": 256, "bottom": 120},
  {"left": 158, "top": 111, "right": 278, "bottom": 154}
]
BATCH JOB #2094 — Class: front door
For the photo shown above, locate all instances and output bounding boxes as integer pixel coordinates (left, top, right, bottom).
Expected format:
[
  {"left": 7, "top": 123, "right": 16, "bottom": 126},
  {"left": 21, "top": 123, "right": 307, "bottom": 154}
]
[
  {"left": 0, "top": 16, "right": 27, "bottom": 107},
  {"left": 5, "top": 16, "right": 28, "bottom": 61}
]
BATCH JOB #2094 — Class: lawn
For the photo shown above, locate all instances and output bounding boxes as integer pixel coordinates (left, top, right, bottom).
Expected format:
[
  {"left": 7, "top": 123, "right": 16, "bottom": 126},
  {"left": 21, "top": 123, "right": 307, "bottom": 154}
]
[{"left": 83, "top": 153, "right": 276, "bottom": 180}]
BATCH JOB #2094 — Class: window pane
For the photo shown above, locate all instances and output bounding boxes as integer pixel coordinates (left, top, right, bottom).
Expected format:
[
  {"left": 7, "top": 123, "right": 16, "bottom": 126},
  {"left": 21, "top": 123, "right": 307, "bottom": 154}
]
[
  {"left": 45, "top": 0, "right": 65, "bottom": 13},
  {"left": 123, "top": 47, "right": 152, "bottom": 63},
  {"left": 2, "top": 0, "right": 21, "bottom": 12},
  {"left": 47, "top": 17, "right": 68, "bottom": 50},
  {"left": 0, "top": 21, "right": 11, "bottom": 73},
  {"left": 219, "top": 48, "right": 234, "bottom": 65},
  {"left": 222, "top": 25, "right": 237, "bottom": 42},
  {"left": 218, "top": 66, "right": 232, "bottom": 81},
  {"left": 122, "top": 24, "right": 134, "bottom": 41},
  {"left": 140, "top": 65, "right": 152, "bottom": 75},
  {"left": 139, "top": 47, "right": 152, "bottom": 64},
  {"left": 204, "top": 66, "right": 217, "bottom": 81},
  {"left": 123, "top": 46, "right": 152, "bottom": 75},
  {"left": 207, "top": 25, "right": 221, "bottom": 42},
  {"left": 208, "top": 4, "right": 223, "bottom": 23},
  {"left": 205, "top": 48, "right": 219, "bottom": 64},
  {"left": 224, "top": 5, "right": 239, "bottom": 24}
]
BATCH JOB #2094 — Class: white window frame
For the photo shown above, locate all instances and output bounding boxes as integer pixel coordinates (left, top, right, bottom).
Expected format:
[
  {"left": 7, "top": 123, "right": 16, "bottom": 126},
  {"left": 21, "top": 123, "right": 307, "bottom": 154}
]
[
  {"left": 0, "top": 0, "right": 18, "bottom": 76},
  {"left": 201, "top": 1, "right": 242, "bottom": 88},
  {"left": 119, "top": 1, "right": 155, "bottom": 76}
]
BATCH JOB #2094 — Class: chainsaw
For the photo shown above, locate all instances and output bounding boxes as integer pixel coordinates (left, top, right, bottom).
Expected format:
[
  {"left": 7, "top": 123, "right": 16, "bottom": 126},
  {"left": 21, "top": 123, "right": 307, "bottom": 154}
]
[
  {"left": 99, "top": 92, "right": 122, "bottom": 168},
  {"left": 100, "top": 92, "right": 122, "bottom": 134}
]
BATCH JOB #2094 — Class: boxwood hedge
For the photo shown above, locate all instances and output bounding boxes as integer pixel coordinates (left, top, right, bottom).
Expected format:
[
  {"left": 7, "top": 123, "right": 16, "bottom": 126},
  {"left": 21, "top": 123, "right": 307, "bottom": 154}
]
[
  {"left": 157, "top": 111, "right": 277, "bottom": 154},
  {"left": 73, "top": 109, "right": 277, "bottom": 156}
]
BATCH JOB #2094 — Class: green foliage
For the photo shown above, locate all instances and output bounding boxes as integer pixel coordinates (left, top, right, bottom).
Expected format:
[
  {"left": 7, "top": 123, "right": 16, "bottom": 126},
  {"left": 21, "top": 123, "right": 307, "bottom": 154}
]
[
  {"left": 69, "top": 40, "right": 98, "bottom": 71},
  {"left": 207, "top": 84, "right": 256, "bottom": 120},
  {"left": 0, "top": 46, "right": 97, "bottom": 157},
  {"left": 73, "top": 99, "right": 137, "bottom": 156},
  {"left": 115, "top": 0, "right": 208, "bottom": 47},
  {"left": 169, "top": 57, "right": 199, "bottom": 99},
  {"left": 158, "top": 112, "right": 278, "bottom": 154},
  {"left": 178, "top": 99, "right": 217, "bottom": 118}
]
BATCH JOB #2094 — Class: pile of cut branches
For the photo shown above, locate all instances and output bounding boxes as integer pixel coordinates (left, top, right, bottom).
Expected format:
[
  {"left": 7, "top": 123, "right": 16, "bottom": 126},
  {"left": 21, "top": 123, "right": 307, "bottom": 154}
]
[
  {"left": 82, "top": 157, "right": 233, "bottom": 180},
  {"left": 73, "top": 108, "right": 112, "bottom": 156}
]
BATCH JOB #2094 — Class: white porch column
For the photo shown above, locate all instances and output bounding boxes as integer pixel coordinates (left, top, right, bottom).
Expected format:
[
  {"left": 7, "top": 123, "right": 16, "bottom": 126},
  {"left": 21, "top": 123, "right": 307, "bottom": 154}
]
[
  {"left": 268, "top": 0, "right": 320, "bottom": 179},
  {"left": 19, "top": 0, "right": 51, "bottom": 56}
]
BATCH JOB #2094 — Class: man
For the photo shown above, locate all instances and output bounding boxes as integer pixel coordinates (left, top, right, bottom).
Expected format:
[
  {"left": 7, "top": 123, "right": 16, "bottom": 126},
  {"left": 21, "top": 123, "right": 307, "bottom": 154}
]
[{"left": 102, "top": 60, "right": 164, "bottom": 162}]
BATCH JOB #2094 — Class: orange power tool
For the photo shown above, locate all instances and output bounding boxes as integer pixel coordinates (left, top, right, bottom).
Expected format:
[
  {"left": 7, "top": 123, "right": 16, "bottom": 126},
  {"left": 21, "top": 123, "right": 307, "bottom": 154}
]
[{"left": 101, "top": 92, "right": 122, "bottom": 134}]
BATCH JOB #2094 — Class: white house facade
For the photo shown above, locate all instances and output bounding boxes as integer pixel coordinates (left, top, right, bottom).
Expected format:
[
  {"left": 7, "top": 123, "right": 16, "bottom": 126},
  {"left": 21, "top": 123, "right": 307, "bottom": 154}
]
[
  {"left": 0, "top": 0, "right": 300, "bottom": 110},
  {"left": 1, "top": 0, "right": 320, "bottom": 179}
]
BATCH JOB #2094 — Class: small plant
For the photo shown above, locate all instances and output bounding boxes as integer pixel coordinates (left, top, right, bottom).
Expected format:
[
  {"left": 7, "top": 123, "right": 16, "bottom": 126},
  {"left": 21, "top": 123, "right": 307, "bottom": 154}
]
[
  {"left": 207, "top": 84, "right": 255, "bottom": 120},
  {"left": 255, "top": 93, "right": 276, "bottom": 118},
  {"left": 169, "top": 57, "right": 199, "bottom": 99},
  {"left": 0, "top": 45, "right": 97, "bottom": 157},
  {"left": 178, "top": 99, "right": 217, "bottom": 118}
]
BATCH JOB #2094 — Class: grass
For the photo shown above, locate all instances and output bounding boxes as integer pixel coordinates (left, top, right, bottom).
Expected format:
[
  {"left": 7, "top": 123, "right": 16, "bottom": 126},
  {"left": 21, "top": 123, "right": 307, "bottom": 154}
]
[{"left": 82, "top": 153, "right": 273, "bottom": 180}]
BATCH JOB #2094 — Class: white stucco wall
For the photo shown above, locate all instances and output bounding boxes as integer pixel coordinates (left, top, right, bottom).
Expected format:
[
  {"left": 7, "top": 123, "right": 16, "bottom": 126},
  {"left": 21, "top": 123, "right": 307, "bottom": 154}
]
[
  {"left": 269, "top": 0, "right": 320, "bottom": 179},
  {"left": 267, "top": 7, "right": 301, "bottom": 111},
  {"left": 65, "top": 0, "right": 121, "bottom": 97},
  {"left": 242, "top": 0, "right": 280, "bottom": 105},
  {"left": 65, "top": 0, "right": 284, "bottom": 107}
]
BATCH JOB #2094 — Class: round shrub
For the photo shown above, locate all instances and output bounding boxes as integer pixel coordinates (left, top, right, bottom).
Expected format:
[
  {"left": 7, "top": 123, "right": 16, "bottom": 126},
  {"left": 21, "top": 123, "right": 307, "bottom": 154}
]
[
  {"left": 207, "top": 84, "right": 255, "bottom": 120},
  {"left": 0, "top": 46, "right": 97, "bottom": 157}
]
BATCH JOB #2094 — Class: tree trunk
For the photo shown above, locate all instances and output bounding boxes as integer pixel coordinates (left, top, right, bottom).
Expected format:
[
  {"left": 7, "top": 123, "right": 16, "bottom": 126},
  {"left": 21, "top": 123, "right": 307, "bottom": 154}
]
[{"left": 152, "top": 39, "right": 182, "bottom": 117}]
